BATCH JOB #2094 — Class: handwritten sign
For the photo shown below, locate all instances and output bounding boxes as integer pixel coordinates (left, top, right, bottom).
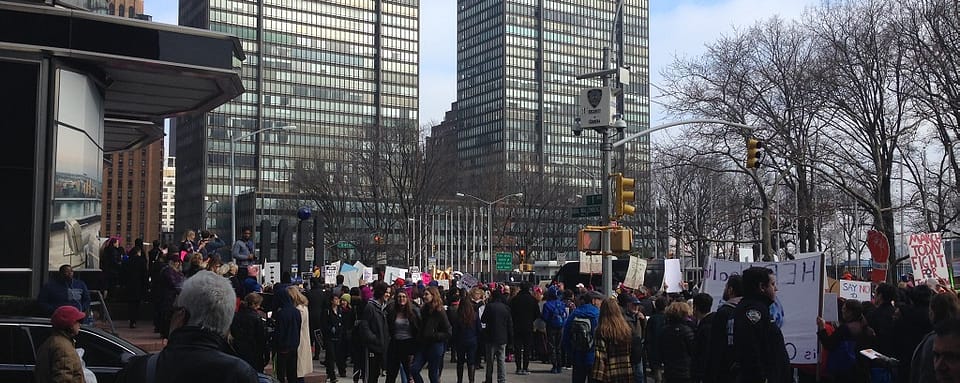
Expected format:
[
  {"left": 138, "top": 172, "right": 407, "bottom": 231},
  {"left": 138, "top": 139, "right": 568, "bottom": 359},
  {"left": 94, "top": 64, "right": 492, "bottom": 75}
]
[
  {"left": 324, "top": 265, "right": 338, "bottom": 285},
  {"left": 839, "top": 280, "right": 872, "bottom": 302},
  {"left": 703, "top": 257, "right": 823, "bottom": 364},
  {"left": 909, "top": 232, "right": 948, "bottom": 281},
  {"left": 458, "top": 273, "right": 479, "bottom": 289},
  {"left": 579, "top": 254, "right": 602, "bottom": 274},
  {"left": 362, "top": 267, "right": 375, "bottom": 284},
  {"left": 622, "top": 256, "right": 647, "bottom": 289}
]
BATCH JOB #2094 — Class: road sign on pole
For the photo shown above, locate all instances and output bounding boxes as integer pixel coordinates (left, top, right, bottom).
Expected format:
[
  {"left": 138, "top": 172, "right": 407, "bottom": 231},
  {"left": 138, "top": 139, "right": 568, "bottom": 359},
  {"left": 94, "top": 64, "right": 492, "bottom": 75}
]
[
  {"left": 571, "top": 205, "right": 603, "bottom": 218},
  {"left": 584, "top": 194, "right": 603, "bottom": 206},
  {"left": 496, "top": 252, "right": 513, "bottom": 271}
]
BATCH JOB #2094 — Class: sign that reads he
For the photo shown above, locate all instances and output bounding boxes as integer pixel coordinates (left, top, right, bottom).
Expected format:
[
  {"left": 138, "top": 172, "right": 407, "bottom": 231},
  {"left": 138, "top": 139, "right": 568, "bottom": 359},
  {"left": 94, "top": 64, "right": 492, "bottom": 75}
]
[
  {"left": 578, "top": 87, "right": 615, "bottom": 129},
  {"left": 496, "top": 252, "right": 513, "bottom": 271},
  {"left": 702, "top": 257, "right": 823, "bottom": 364},
  {"left": 839, "top": 280, "right": 872, "bottom": 302},
  {"left": 909, "top": 232, "right": 949, "bottom": 281},
  {"left": 622, "top": 256, "right": 647, "bottom": 289}
]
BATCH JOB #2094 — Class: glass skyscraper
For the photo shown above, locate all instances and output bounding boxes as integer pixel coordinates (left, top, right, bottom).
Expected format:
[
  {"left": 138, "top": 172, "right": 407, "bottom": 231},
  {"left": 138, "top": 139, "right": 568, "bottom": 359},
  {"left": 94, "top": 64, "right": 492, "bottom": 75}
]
[
  {"left": 176, "top": 0, "right": 420, "bottom": 244},
  {"left": 455, "top": 0, "right": 655, "bottom": 255}
]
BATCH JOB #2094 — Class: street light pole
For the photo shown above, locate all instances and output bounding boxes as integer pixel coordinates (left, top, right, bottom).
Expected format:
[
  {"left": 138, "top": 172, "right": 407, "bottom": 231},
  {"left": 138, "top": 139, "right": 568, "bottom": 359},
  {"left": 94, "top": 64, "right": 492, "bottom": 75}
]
[
  {"left": 230, "top": 125, "right": 297, "bottom": 244},
  {"left": 456, "top": 191, "right": 523, "bottom": 282}
]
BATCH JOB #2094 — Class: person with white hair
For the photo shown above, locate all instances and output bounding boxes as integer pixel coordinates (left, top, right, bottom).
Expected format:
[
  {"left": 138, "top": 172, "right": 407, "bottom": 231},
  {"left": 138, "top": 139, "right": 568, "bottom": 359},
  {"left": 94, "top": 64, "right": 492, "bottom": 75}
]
[{"left": 116, "top": 270, "right": 258, "bottom": 383}]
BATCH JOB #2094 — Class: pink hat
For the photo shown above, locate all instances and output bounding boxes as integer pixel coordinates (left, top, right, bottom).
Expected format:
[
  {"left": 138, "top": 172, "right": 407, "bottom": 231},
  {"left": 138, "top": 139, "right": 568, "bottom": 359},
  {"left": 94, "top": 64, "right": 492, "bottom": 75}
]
[
  {"left": 51, "top": 306, "right": 86, "bottom": 329},
  {"left": 247, "top": 265, "right": 260, "bottom": 277}
]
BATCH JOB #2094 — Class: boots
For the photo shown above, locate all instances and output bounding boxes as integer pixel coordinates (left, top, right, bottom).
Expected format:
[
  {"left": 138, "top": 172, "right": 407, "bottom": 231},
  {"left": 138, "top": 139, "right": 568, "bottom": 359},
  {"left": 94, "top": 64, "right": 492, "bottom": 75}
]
[{"left": 457, "top": 363, "right": 464, "bottom": 383}]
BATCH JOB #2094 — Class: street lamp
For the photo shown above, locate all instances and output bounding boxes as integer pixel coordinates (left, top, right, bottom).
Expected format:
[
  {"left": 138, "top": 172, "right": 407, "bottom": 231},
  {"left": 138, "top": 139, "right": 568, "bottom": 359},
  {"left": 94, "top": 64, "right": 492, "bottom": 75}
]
[
  {"left": 550, "top": 160, "right": 600, "bottom": 188},
  {"left": 456, "top": 191, "right": 523, "bottom": 282},
  {"left": 230, "top": 125, "right": 297, "bottom": 244}
]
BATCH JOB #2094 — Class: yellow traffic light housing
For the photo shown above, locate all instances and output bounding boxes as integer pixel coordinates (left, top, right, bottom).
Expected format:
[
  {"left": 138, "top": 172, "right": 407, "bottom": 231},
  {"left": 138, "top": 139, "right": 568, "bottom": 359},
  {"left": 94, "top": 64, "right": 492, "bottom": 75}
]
[
  {"left": 577, "top": 228, "right": 602, "bottom": 252},
  {"left": 611, "top": 173, "right": 636, "bottom": 218},
  {"left": 746, "top": 138, "right": 764, "bottom": 169},
  {"left": 610, "top": 228, "right": 633, "bottom": 253}
]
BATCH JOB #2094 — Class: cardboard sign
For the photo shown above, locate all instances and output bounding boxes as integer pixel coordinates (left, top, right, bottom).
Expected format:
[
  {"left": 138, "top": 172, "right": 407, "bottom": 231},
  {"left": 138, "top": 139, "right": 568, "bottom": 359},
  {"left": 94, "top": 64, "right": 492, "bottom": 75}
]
[
  {"left": 702, "top": 257, "right": 823, "bottom": 364},
  {"left": 664, "top": 259, "right": 682, "bottom": 293},
  {"left": 839, "top": 280, "right": 872, "bottom": 302},
  {"left": 579, "top": 253, "right": 602, "bottom": 274},
  {"left": 622, "top": 256, "right": 647, "bottom": 289},
  {"left": 909, "top": 232, "right": 948, "bottom": 281}
]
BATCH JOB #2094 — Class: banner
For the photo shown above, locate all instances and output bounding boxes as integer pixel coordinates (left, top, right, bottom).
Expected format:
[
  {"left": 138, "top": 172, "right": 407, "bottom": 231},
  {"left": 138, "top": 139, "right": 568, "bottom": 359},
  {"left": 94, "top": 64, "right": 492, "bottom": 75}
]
[
  {"left": 622, "top": 256, "right": 647, "bottom": 289},
  {"left": 839, "top": 280, "right": 872, "bottom": 302},
  {"left": 909, "top": 232, "right": 948, "bottom": 281},
  {"left": 664, "top": 259, "right": 682, "bottom": 293},
  {"left": 703, "top": 257, "right": 822, "bottom": 364},
  {"left": 579, "top": 254, "right": 602, "bottom": 274}
]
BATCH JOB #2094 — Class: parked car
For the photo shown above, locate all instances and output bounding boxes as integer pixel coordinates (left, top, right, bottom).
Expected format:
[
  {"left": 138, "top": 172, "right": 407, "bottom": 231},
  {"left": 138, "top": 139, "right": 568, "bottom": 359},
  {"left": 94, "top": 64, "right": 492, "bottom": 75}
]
[{"left": 0, "top": 316, "right": 145, "bottom": 382}]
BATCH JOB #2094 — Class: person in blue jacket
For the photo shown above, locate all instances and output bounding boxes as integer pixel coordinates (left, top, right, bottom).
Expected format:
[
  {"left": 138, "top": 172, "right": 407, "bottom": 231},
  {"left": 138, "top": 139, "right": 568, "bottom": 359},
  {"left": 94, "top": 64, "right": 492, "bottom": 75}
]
[
  {"left": 38, "top": 265, "right": 91, "bottom": 321},
  {"left": 272, "top": 286, "right": 301, "bottom": 383},
  {"left": 563, "top": 290, "right": 604, "bottom": 383},
  {"left": 542, "top": 287, "right": 568, "bottom": 373}
]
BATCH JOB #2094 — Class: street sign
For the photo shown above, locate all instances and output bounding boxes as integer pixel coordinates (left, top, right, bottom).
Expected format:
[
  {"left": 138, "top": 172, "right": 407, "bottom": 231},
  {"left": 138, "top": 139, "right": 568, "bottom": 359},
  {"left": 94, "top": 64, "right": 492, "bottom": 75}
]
[
  {"left": 496, "top": 252, "right": 513, "bottom": 271},
  {"left": 571, "top": 205, "right": 602, "bottom": 218},
  {"left": 584, "top": 194, "right": 602, "bottom": 206},
  {"left": 304, "top": 247, "right": 315, "bottom": 261},
  {"left": 336, "top": 241, "right": 355, "bottom": 249}
]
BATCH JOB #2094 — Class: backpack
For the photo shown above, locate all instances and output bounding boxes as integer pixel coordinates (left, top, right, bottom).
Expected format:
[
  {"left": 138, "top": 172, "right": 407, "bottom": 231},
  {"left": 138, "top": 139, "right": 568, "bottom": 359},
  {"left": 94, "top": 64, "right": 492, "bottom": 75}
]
[
  {"left": 570, "top": 316, "right": 594, "bottom": 352},
  {"left": 826, "top": 340, "right": 857, "bottom": 374}
]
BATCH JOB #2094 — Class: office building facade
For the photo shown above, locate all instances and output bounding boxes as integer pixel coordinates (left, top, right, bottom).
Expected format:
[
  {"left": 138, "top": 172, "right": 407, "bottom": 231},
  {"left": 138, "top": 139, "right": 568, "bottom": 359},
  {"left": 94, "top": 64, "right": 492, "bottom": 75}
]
[
  {"left": 175, "top": 0, "right": 420, "bottom": 248},
  {"left": 454, "top": 0, "right": 655, "bottom": 256},
  {"left": 161, "top": 157, "right": 176, "bottom": 234}
]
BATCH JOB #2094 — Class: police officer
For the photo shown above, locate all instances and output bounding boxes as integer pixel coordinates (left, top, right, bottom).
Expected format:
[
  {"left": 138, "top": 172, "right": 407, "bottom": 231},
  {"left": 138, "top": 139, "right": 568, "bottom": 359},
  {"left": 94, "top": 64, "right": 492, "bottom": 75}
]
[{"left": 733, "top": 267, "right": 790, "bottom": 383}]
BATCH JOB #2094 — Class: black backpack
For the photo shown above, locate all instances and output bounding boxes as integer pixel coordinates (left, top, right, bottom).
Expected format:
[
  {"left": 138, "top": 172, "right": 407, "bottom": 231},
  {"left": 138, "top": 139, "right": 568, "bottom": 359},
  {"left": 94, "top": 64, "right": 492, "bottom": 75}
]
[{"left": 570, "top": 316, "right": 594, "bottom": 352}]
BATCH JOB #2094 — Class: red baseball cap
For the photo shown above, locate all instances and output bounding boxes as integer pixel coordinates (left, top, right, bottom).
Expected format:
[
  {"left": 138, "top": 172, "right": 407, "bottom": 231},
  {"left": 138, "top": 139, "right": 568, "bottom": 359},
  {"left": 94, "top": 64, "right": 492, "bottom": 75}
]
[{"left": 51, "top": 306, "right": 86, "bottom": 329}]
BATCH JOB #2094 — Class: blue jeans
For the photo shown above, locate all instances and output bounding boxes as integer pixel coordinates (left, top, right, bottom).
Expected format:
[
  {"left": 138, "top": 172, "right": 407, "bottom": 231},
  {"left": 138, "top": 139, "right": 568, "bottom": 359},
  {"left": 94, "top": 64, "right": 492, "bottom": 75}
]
[
  {"left": 633, "top": 361, "right": 645, "bottom": 383},
  {"left": 412, "top": 342, "right": 445, "bottom": 383},
  {"left": 485, "top": 343, "right": 507, "bottom": 383}
]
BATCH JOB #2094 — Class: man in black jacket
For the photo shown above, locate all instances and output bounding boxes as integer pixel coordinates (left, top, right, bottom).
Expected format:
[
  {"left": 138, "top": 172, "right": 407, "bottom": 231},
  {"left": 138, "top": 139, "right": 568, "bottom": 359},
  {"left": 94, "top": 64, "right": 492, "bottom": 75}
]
[
  {"left": 117, "top": 271, "right": 258, "bottom": 383},
  {"left": 358, "top": 281, "right": 390, "bottom": 383},
  {"left": 707, "top": 274, "right": 742, "bottom": 383},
  {"left": 508, "top": 282, "right": 540, "bottom": 375},
  {"left": 691, "top": 293, "right": 713, "bottom": 383},
  {"left": 733, "top": 267, "right": 790, "bottom": 383},
  {"left": 482, "top": 288, "right": 513, "bottom": 383}
]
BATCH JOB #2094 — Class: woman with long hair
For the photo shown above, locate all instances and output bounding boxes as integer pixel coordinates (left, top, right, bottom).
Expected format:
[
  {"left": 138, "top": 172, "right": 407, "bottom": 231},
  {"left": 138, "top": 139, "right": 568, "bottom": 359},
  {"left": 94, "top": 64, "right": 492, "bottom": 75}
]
[
  {"left": 411, "top": 286, "right": 452, "bottom": 383},
  {"left": 451, "top": 290, "right": 481, "bottom": 383},
  {"left": 287, "top": 286, "right": 314, "bottom": 382},
  {"left": 659, "top": 301, "right": 696, "bottom": 383},
  {"left": 230, "top": 293, "right": 269, "bottom": 372},
  {"left": 591, "top": 298, "right": 634, "bottom": 383},
  {"left": 386, "top": 289, "right": 421, "bottom": 383}
]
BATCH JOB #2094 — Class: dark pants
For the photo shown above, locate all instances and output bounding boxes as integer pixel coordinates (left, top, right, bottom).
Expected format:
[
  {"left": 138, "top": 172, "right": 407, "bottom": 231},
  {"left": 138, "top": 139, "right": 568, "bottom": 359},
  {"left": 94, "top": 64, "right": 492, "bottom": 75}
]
[
  {"left": 411, "top": 342, "right": 445, "bottom": 383},
  {"left": 573, "top": 362, "right": 590, "bottom": 383},
  {"left": 547, "top": 327, "right": 563, "bottom": 370},
  {"left": 455, "top": 342, "right": 478, "bottom": 383},
  {"left": 127, "top": 299, "right": 140, "bottom": 325},
  {"left": 513, "top": 333, "right": 532, "bottom": 372},
  {"left": 326, "top": 339, "right": 346, "bottom": 378},
  {"left": 365, "top": 351, "right": 384, "bottom": 383},
  {"left": 386, "top": 339, "right": 416, "bottom": 383},
  {"left": 276, "top": 351, "right": 299, "bottom": 383}
]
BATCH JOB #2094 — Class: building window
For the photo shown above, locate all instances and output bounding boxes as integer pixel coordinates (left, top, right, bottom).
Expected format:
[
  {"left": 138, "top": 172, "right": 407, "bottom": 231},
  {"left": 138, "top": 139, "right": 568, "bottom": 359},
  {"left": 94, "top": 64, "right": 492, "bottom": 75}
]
[{"left": 118, "top": 5, "right": 125, "bottom": 17}]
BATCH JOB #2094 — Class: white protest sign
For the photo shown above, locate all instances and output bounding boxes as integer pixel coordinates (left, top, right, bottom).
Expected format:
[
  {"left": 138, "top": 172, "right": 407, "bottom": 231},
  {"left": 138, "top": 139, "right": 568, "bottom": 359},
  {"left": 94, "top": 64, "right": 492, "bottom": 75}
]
[
  {"left": 702, "top": 257, "right": 823, "bottom": 364},
  {"left": 409, "top": 266, "right": 422, "bottom": 283},
  {"left": 384, "top": 266, "right": 407, "bottom": 283},
  {"left": 324, "top": 265, "right": 338, "bottom": 285},
  {"left": 579, "top": 253, "right": 602, "bottom": 274},
  {"left": 623, "top": 256, "right": 647, "bottom": 289},
  {"left": 342, "top": 270, "right": 361, "bottom": 288},
  {"left": 739, "top": 248, "right": 754, "bottom": 263},
  {"left": 839, "top": 280, "right": 872, "bottom": 302},
  {"left": 664, "top": 259, "right": 683, "bottom": 293},
  {"left": 822, "top": 293, "right": 840, "bottom": 323},
  {"left": 437, "top": 280, "right": 450, "bottom": 290},
  {"left": 909, "top": 232, "right": 949, "bottom": 281},
  {"left": 362, "top": 267, "right": 375, "bottom": 283},
  {"left": 262, "top": 262, "right": 281, "bottom": 286}
]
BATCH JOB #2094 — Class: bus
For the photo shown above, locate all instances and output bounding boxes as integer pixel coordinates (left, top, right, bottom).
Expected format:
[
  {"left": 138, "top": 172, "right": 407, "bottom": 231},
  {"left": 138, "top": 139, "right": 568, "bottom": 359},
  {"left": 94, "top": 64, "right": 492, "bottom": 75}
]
[{"left": 552, "top": 258, "right": 665, "bottom": 292}]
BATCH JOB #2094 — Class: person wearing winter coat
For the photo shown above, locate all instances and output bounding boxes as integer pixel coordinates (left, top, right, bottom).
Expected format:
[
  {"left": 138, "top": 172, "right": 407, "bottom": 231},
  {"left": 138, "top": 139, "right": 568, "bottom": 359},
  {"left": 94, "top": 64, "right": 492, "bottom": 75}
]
[
  {"left": 817, "top": 299, "right": 876, "bottom": 383},
  {"left": 385, "top": 288, "right": 420, "bottom": 383},
  {"left": 451, "top": 293, "right": 482, "bottom": 383},
  {"left": 412, "top": 286, "right": 452, "bottom": 383},
  {"left": 288, "top": 286, "right": 314, "bottom": 381},
  {"left": 38, "top": 265, "right": 91, "bottom": 318},
  {"left": 562, "top": 290, "right": 604, "bottom": 383},
  {"left": 541, "top": 287, "right": 568, "bottom": 373},
  {"left": 481, "top": 288, "right": 514, "bottom": 383},
  {"left": 121, "top": 245, "right": 149, "bottom": 328},
  {"left": 272, "top": 286, "right": 302, "bottom": 383},
  {"left": 508, "top": 282, "right": 541, "bottom": 375},
  {"left": 591, "top": 298, "right": 634, "bottom": 383},
  {"left": 230, "top": 293, "right": 269, "bottom": 373},
  {"left": 357, "top": 281, "right": 391, "bottom": 383},
  {"left": 34, "top": 306, "right": 87, "bottom": 383},
  {"left": 321, "top": 293, "right": 347, "bottom": 381},
  {"left": 659, "top": 302, "right": 696, "bottom": 383}
]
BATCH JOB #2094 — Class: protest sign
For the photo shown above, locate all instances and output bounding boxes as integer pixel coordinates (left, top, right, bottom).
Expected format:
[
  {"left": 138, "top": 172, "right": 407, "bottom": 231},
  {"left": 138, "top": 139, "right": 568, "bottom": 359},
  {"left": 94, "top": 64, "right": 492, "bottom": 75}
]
[
  {"left": 702, "top": 257, "right": 823, "bottom": 364},
  {"left": 822, "top": 293, "right": 840, "bottom": 323},
  {"left": 579, "top": 253, "right": 602, "bottom": 274},
  {"left": 739, "top": 247, "right": 754, "bottom": 263},
  {"left": 839, "top": 280, "right": 872, "bottom": 302},
  {"left": 324, "top": 265, "right": 338, "bottom": 285},
  {"left": 909, "top": 232, "right": 949, "bottom": 281},
  {"left": 622, "top": 256, "right": 647, "bottom": 289},
  {"left": 362, "top": 267, "right": 375, "bottom": 283},
  {"left": 409, "top": 266, "right": 421, "bottom": 283},
  {"left": 262, "top": 262, "right": 281, "bottom": 286},
  {"left": 342, "top": 270, "right": 361, "bottom": 288},
  {"left": 384, "top": 266, "right": 407, "bottom": 283},
  {"left": 458, "top": 273, "right": 479, "bottom": 289},
  {"left": 437, "top": 280, "right": 450, "bottom": 290},
  {"left": 664, "top": 259, "right": 682, "bottom": 293}
]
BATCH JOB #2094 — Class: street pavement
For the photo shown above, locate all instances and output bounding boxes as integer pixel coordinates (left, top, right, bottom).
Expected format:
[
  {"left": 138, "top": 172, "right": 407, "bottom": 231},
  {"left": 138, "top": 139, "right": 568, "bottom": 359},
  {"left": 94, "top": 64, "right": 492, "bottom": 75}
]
[{"left": 112, "top": 322, "right": 579, "bottom": 382}]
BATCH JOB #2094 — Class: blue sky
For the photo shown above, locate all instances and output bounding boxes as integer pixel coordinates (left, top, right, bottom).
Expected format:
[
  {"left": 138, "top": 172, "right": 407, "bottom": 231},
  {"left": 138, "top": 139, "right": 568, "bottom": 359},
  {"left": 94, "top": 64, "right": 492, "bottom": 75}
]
[{"left": 145, "top": 0, "right": 816, "bottom": 131}]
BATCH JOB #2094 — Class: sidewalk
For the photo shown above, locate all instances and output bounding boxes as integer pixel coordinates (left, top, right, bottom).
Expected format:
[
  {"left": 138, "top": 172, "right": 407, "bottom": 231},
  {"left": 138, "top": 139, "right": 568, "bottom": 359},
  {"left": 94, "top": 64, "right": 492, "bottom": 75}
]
[{"left": 109, "top": 322, "right": 329, "bottom": 383}]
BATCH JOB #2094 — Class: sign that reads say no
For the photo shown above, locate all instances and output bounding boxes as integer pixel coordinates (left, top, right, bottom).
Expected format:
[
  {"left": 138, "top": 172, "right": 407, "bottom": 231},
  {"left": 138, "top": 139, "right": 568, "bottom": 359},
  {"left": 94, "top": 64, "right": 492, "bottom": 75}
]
[{"left": 839, "top": 280, "right": 872, "bottom": 302}]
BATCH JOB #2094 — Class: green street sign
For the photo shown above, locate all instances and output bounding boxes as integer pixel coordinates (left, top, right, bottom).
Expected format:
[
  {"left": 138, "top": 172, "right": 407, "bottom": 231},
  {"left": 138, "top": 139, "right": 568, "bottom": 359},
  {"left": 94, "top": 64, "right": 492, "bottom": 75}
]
[
  {"left": 496, "top": 252, "right": 513, "bottom": 271},
  {"left": 571, "top": 205, "right": 602, "bottom": 218},
  {"left": 584, "top": 194, "right": 603, "bottom": 206},
  {"left": 336, "top": 241, "right": 355, "bottom": 249}
]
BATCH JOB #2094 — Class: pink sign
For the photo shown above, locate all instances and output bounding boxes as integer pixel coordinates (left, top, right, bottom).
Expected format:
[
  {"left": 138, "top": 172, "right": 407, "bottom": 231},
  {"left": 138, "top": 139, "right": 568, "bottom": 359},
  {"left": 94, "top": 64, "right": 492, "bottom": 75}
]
[{"left": 909, "top": 232, "right": 948, "bottom": 281}]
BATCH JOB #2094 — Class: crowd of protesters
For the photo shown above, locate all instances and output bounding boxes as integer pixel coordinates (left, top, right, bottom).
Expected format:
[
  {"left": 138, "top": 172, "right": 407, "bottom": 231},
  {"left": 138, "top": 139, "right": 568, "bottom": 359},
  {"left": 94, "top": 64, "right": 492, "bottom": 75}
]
[{"left": 33, "top": 228, "right": 960, "bottom": 383}]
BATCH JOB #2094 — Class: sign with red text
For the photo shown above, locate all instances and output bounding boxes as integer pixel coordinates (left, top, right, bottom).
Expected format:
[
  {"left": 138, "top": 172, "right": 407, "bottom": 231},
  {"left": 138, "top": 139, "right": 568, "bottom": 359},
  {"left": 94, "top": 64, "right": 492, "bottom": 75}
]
[
  {"left": 839, "top": 280, "right": 872, "bottom": 302},
  {"left": 909, "top": 232, "right": 948, "bottom": 281}
]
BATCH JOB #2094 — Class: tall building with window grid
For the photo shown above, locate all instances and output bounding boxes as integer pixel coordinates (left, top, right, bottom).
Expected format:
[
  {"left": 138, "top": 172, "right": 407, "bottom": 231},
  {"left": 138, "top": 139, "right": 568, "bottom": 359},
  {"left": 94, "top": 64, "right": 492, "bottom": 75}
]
[
  {"left": 175, "top": 0, "right": 420, "bottom": 244},
  {"left": 455, "top": 0, "right": 657, "bottom": 256}
]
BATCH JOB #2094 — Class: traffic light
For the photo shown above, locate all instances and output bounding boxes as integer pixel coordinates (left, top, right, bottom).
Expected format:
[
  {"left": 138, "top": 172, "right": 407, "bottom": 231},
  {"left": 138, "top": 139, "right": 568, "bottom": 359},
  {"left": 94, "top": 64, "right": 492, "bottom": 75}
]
[
  {"left": 610, "top": 228, "right": 633, "bottom": 253},
  {"left": 577, "top": 228, "right": 602, "bottom": 252},
  {"left": 373, "top": 234, "right": 383, "bottom": 244},
  {"left": 746, "top": 137, "right": 764, "bottom": 169},
  {"left": 519, "top": 249, "right": 526, "bottom": 263},
  {"left": 611, "top": 173, "right": 636, "bottom": 218}
]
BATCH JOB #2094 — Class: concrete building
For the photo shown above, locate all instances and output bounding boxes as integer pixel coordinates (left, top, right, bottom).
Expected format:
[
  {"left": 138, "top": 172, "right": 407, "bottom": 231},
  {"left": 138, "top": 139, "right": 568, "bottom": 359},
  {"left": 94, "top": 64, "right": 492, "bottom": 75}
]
[{"left": 161, "top": 157, "right": 176, "bottom": 234}]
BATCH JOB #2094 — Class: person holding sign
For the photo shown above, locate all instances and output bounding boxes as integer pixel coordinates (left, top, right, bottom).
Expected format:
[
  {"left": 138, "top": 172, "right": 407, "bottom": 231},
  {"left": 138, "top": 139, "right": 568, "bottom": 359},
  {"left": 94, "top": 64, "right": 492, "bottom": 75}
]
[
  {"left": 816, "top": 300, "right": 876, "bottom": 382},
  {"left": 733, "top": 267, "right": 790, "bottom": 383}
]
